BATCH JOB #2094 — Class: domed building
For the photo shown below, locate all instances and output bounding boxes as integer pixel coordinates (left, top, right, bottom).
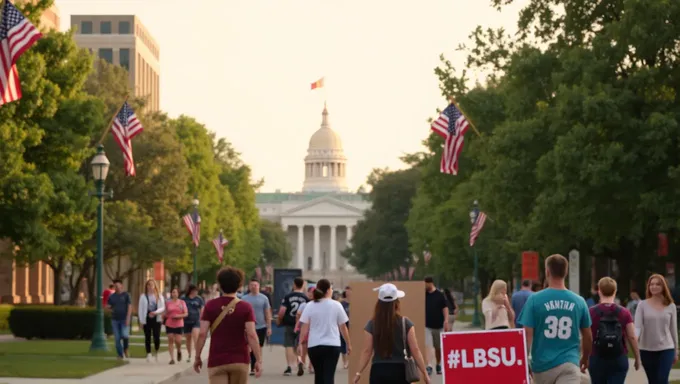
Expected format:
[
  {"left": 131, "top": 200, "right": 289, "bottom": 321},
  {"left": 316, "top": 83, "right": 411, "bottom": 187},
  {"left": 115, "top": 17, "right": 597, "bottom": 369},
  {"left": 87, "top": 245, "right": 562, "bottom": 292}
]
[{"left": 256, "top": 104, "right": 370, "bottom": 284}]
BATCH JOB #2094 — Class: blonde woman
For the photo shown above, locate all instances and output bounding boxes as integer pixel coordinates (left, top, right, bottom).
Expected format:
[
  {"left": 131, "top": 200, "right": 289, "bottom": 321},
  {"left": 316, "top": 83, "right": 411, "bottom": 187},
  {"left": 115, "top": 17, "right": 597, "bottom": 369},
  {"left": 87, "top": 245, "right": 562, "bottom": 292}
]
[
  {"left": 482, "top": 280, "right": 514, "bottom": 330},
  {"left": 138, "top": 279, "right": 165, "bottom": 362}
]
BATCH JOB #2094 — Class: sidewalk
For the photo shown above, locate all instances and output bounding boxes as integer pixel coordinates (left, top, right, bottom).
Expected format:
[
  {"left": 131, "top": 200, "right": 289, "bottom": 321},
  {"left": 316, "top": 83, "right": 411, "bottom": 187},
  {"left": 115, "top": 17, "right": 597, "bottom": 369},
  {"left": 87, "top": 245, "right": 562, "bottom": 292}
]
[{"left": 0, "top": 338, "right": 209, "bottom": 384}]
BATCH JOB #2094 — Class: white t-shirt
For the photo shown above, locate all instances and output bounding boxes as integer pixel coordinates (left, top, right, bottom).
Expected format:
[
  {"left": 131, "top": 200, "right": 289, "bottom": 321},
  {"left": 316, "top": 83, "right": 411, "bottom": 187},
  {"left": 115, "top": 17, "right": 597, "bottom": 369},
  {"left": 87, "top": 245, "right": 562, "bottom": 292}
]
[{"left": 300, "top": 299, "right": 349, "bottom": 348}]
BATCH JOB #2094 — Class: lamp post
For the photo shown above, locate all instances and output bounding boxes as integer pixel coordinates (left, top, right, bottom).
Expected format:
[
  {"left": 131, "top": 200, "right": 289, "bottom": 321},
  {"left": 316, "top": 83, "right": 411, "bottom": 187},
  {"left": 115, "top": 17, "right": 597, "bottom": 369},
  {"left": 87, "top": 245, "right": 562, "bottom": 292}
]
[
  {"left": 469, "top": 200, "right": 482, "bottom": 328},
  {"left": 90, "top": 145, "right": 112, "bottom": 352},
  {"left": 192, "top": 195, "right": 199, "bottom": 284}
]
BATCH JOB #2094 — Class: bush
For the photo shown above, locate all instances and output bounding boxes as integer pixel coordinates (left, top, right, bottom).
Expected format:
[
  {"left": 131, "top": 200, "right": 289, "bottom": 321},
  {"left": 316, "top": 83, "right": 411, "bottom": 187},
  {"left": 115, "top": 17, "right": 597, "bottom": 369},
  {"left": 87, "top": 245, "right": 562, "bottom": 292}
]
[
  {"left": 9, "top": 306, "right": 113, "bottom": 339},
  {"left": 0, "top": 304, "right": 11, "bottom": 331}
]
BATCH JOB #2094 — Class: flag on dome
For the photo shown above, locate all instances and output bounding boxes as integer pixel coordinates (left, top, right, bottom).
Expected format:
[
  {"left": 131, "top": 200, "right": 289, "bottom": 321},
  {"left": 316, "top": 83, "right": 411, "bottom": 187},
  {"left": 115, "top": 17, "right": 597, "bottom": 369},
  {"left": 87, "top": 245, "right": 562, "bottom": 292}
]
[
  {"left": 311, "top": 77, "right": 324, "bottom": 90},
  {"left": 0, "top": 0, "right": 42, "bottom": 105},
  {"left": 431, "top": 102, "right": 470, "bottom": 175}
]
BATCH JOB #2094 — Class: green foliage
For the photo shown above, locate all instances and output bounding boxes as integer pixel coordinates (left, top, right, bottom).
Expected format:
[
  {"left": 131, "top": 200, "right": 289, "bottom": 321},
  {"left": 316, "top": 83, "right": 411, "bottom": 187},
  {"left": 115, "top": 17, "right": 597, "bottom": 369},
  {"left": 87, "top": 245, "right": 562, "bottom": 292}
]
[
  {"left": 0, "top": 305, "right": 11, "bottom": 332},
  {"left": 260, "top": 219, "right": 293, "bottom": 268},
  {"left": 9, "top": 306, "right": 112, "bottom": 339},
  {"left": 345, "top": 168, "right": 420, "bottom": 278}
]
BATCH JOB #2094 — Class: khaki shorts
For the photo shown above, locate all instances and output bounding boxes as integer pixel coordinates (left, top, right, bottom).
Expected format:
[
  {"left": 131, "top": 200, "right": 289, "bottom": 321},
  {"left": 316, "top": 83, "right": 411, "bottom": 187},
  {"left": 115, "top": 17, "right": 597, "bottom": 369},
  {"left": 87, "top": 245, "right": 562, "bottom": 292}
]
[
  {"left": 425, "top": 327, "right": 442, "bottom": 348},
  {"left": 533, "top": 362, "right": 590, "bottom": 384},
  {"left": 208, "top": 363, "right": 249, "bottom": 384}
]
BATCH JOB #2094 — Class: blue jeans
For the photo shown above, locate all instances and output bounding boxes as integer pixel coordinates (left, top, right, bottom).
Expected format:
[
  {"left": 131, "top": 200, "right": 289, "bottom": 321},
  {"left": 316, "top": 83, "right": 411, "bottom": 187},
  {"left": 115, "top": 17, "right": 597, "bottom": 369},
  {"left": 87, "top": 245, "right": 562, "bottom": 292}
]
[
  {"left": 111, "top": 319, "right": 130, "bottom": 357},
  {"left": 641, "top": 349, "right": 675, "bottom": 384},
  {"left": 588, "top": 354, "right": 628, "bottom": 384}
]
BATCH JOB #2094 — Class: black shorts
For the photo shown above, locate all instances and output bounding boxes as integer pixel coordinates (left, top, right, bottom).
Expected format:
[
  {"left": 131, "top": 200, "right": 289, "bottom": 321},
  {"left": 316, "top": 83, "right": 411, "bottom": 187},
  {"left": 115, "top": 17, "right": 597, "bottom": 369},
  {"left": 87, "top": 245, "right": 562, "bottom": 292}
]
[
  {"left": 183, "top": 321, "right": 199, "bottom": 334},
  {"left": 166, "top": 326, "right": 183, "bottom": 335}
]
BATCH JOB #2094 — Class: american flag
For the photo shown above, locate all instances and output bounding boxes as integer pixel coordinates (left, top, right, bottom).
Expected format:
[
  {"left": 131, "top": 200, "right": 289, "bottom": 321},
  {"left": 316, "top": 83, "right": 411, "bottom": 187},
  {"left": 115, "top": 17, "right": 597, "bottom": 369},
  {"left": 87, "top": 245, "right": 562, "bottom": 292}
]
[
  {"left": 423, "top": 250, "right": 432, "bottom": 265},
  {"left": 255, "top": 267, "right": 262, "bottom": 280},
  {"left": 212, "top": 232, "right": 228, "bottom": 262},
  {"left": 0, "top": 1, "right": 41, "bottom": 105},
  {"left": 470, "top": 212, "right": 487, "bottom": 247},
  {"left": 183, "top": 212, "right": 201, "bottom": 247},
  {"left": 431, "top": 103, "right": 470, "bottom": 175},
  {"left": 265, "top": 265, "right": 273, "bottom": 280},
  {"left": 111, "top": 101, "right": 143, "bottom": 176},
  {"left": 408, "top": 266, "right": 415, "bottom": 280},
  {"left": 400, "top": 266, "right": 407, "bottom": 279}
]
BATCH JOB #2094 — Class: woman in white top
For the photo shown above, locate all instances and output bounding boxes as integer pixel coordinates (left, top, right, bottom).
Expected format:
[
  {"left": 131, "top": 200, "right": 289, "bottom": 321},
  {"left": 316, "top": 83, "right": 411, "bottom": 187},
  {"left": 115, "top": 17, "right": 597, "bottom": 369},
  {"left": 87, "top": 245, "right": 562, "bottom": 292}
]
[
  {"left": 138, "top": 279, "right": 166, "bottom": 362},
  {"left": 634, "top": 273, "right": 678, "bottom": 384},
  {"left": 300, "top": 279, "right": 351, "bottom": 384},
  {"left": 481, "top": 280, "right": 514, "bottom": 330}
]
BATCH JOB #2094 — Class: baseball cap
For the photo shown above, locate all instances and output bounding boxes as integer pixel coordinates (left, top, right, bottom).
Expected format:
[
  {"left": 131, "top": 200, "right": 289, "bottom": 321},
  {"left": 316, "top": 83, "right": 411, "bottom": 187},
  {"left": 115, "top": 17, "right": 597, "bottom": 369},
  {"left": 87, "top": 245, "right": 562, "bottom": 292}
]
[{"left": 373, "top": 283, "right": 406, "bottom": 302}]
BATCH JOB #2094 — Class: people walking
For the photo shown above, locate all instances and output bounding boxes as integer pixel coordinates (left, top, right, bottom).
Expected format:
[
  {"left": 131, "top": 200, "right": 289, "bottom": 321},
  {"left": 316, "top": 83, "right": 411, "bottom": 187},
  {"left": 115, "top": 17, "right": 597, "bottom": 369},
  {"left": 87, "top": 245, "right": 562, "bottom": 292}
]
[
  {"left": 193, "top": 266, "right": 263, "bottom": 383},
  {"left": 299, "top": 278, "right": 351, "bottom": 384},
  {"left": 164, "top": 287, "right": 188, "bottom": 365},
  {"left": 138, "top": 279, "right": 165, "bottom": 362},
  {"left": 340, "top": 287, "right": 351, "bottom": 369},
  {"left": 443, "top": 288, "right": 458, "bottom": 331},
  {"left": 517, "top": 254, "right": 592, "bottom": 384},
  {"left": 354, "top": 283, "right": 430, "bottom": 384},
  {"left": 635, "top": 273, "right": 678, "bottom": 384},
  {"left": 626, "top": 291, "right": 641, "bottom": 318},
  {"left": 278, "top": 276, "right": 308, "bottom": 376},
  {"left": 296, "top": 286, "right": 316, "bottom": 375},
  {"left": 183, "top": 284, "right": 205, "bottom": 363},
  {"left": 241, "top": 278, "right": 272, "bottom": 376},
  {"left": 588, "top": 277, "right": 640, "bottom": 384},
  {"left": 423, "top": 276, "right": 448, "bottom": 375},
  {"left": 106, "top": 279, "right": 132, "bottom": 360},
  {"left": 511, "top": 280, "right": 533, "bottom": 328},
  {"left": 482, "top": 279, "right": 514, "bottom": 330}
]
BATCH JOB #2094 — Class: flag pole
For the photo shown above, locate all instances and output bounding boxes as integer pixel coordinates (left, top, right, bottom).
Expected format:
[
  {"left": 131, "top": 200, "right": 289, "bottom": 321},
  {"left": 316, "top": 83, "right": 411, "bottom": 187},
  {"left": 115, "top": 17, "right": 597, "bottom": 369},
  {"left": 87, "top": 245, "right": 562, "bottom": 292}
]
[
  {"left": 449, "top": 97, "right": 482, "bottom": 138},
  {"left": 96, "top": 94, "right": 129, "bottom": 146}
]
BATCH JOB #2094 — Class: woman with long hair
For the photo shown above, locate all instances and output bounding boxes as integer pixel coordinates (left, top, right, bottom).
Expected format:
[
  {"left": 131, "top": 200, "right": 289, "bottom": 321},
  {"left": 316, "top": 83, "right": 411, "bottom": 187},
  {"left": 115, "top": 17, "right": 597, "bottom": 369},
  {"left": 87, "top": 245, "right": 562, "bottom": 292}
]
[
  {"left": 635, "top": 274, "right": 678, "bottom": 384},
  {"left": 138, "top": 279, "right": 165, "bottom": 362},
  {"left": 481, "top": 280, "right": 514, "bottom": 330},
  {"left": 299, "top": 279, "right": 351, "bottom": 383},
  {"left": 354, "top": 283, "right": 429, "bottom": 384},
  {"left": 182, "top": 284, "right": 205, "bottom": 362},
  {"left": 163, "top": 286, "right": 188, "bottom": 365}
]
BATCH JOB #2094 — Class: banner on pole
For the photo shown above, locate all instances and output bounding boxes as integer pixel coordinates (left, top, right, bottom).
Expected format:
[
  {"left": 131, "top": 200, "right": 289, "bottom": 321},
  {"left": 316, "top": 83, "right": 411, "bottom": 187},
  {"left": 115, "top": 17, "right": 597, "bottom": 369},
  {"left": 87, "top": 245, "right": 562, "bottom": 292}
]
[
  {"left": 521, "top": 251, "right": 539, "bottom": 282},
  {"left": 441, "top": 328, "right": 530, "bottom": 384}
]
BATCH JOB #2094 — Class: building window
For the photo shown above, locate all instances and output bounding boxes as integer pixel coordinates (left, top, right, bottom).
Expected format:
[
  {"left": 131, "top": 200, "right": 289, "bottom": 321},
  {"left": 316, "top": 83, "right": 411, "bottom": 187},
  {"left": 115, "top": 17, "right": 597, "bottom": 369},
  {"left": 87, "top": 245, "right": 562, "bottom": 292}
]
[
  {"left": 119, "top": 48, "right": 130, "bottom": 70},
  {"left": 80, "top": 21, "right": 92, "bottom": 34},
  {"left": 100, "top": 21, "right": 111, "bottom": 34},
  {"left": 98, "top": 48, "right": 113, "bottom": 64},
  {"left": 118, "top": 21, "right": 131, "bottom": 34}
]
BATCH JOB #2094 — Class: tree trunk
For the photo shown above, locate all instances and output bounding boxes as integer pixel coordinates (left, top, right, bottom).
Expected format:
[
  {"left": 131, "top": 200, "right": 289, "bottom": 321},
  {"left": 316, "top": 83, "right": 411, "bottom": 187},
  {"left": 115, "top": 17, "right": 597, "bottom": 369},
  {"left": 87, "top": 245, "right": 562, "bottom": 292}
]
[{"left": 52, "top": 263, "right": 65, "bottom": 305}]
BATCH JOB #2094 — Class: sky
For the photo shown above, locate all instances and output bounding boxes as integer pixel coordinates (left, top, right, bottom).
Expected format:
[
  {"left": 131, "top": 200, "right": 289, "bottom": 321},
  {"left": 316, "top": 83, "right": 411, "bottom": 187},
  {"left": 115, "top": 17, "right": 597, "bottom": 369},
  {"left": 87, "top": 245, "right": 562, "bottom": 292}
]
[{"left": 55, "top": 0, "right": 528, "bottom": 193}]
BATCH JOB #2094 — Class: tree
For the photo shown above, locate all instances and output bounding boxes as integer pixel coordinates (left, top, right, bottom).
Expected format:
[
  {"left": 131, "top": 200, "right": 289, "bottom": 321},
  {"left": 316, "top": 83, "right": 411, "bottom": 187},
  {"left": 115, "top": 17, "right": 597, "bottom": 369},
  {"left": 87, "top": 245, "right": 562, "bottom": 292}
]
[
  {"left": 345, "top": 168, "right": 420, "bottom": 278},
  {"left": 259, "top": 219, "right": 292, "bottom": 267}
]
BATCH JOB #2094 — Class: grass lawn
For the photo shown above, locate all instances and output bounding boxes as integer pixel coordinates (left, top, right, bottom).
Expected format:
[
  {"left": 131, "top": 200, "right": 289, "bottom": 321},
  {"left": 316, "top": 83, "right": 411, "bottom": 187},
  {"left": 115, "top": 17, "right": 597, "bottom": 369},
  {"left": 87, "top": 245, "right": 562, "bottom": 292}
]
[{"left": 0, "top": 339, "right": 167, "bottom": 378}]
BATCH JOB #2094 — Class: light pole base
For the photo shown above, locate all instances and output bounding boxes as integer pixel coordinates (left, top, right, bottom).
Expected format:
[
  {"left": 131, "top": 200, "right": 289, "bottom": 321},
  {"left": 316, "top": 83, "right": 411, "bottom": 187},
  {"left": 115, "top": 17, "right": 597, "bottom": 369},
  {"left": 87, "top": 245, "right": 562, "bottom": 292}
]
[
  {"left": 471, "top": 312, "right": 482, "bottom": 327},
  {"left": 89, "top": 331, "right": 108, "bottom": 352}
]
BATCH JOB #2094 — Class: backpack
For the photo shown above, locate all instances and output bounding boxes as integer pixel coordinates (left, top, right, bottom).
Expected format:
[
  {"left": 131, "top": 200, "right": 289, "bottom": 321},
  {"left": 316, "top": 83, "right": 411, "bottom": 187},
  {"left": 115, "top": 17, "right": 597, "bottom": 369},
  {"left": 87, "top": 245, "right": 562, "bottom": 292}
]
[{"left": 593, "top": 305, "right": 624, "bottom": 358}]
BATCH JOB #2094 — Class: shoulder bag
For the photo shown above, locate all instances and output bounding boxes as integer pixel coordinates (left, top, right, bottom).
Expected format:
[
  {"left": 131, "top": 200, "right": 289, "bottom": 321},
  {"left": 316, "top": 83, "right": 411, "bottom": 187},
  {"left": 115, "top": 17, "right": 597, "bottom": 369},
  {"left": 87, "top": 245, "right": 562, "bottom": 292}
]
[
  {"left": 210, "top": 297, "right": 241, "bottom": 334},
  {"left": 401, "top": 317, "right": 421, "bottom": 383}
]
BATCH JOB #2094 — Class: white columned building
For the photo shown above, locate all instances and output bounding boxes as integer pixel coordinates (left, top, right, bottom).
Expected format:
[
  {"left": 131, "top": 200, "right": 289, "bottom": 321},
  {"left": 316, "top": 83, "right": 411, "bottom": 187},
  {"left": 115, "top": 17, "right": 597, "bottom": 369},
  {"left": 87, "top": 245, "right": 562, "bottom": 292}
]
[{"left": 256, "top": 104, "right": 370, "bottom": 285}]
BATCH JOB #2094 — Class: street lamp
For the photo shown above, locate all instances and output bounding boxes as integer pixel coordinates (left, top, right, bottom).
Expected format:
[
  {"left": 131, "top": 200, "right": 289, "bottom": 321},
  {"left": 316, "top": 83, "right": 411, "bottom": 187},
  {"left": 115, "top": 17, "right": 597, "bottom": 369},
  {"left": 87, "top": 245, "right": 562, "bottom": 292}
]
[
  {"left": 90, "top": 145, "right": 112, "bottom": 352},
  {"left": 469, "top": 200, "right": 482, "bottom": 327},
  {"left": 192, "top": 195, "right": 199, "bottom": 284}
]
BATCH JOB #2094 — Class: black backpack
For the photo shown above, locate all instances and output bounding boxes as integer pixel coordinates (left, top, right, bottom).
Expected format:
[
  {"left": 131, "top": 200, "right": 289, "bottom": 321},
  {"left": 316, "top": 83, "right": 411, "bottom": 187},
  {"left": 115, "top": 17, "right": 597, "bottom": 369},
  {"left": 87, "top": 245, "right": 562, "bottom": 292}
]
[{"left": 593, "top": 305, "right": 624, "bottom": 358}]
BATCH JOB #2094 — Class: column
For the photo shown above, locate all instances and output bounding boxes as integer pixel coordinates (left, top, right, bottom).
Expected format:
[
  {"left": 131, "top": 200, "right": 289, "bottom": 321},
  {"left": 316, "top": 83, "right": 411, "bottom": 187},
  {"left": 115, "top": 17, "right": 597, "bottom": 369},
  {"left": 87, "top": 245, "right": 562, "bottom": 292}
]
[
  {"left": 346, "top": 225, "right": 355, "bottom": 271},
  {"left": 330, "top": 225, "right": 337, "bottom": 271},
  {"left": 29, "top": 262, "right": 45, "bottom": 303},
  {"left": 15, "top": 265, "right": 30, "bottom": 303},
  {"left": 313, "top": 225, "right": 321, "bottom": 271},
  {"left": 297, "top": 225, "right": 305, "bottom": 269}
]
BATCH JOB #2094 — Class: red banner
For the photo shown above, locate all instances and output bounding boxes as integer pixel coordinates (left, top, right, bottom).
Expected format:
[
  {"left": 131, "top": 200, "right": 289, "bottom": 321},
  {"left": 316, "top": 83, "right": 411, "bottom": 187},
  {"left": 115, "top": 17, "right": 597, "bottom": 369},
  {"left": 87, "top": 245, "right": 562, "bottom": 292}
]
[
  {"left": 442, "top": 329, "right": 530, "bottom": 384},
  {"left": 153, "top": 261, "right": 164, "bottom": 282},
  {"left": 522, "top": 251, "right": 539, "bottom": 282},
  {"left": 658, "top": 233, "right": 669, "bottom": 257}
]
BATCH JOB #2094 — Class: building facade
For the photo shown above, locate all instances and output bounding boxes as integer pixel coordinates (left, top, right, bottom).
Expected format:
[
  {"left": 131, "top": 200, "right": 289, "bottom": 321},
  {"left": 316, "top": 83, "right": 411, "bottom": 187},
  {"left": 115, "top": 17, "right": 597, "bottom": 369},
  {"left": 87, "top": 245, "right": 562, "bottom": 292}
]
[
  {"left": 256, "top": 105, "right": 370, "bottom": 285},
  {"left": 71, "top": 15, "right": 160, "bottom": 112}
]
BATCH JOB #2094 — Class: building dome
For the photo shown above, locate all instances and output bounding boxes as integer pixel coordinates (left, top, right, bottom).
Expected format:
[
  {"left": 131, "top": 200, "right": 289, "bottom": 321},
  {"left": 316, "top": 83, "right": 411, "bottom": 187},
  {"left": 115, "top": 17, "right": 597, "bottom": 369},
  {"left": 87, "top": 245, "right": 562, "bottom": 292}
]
[{"left": 308, "top": 105, "right": 343, "bottom": 150}]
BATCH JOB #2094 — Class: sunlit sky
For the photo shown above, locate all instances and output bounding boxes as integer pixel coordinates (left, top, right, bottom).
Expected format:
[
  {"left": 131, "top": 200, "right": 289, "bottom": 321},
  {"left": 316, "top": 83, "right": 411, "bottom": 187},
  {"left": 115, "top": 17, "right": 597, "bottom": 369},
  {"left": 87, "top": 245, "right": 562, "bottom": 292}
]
[{"left": 55, "top": 0, "right": 527, "bottom": 192}]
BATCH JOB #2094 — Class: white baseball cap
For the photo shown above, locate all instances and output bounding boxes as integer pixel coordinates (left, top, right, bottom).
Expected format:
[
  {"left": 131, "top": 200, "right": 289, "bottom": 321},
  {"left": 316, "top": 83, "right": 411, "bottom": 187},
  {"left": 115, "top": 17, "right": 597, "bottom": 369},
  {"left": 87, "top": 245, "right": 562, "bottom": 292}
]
[{"left": 373, "top": 283, "right": 406, "bottom": 302}]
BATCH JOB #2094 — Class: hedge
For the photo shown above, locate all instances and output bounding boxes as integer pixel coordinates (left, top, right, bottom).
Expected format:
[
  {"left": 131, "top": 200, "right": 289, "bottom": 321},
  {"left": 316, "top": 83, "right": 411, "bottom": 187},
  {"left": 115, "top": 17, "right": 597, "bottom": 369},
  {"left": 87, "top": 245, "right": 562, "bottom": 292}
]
[
  {"left": 9, "top": 306, "right": 113, "bottom": 339},
  {"left": 0, "top": 304, "right": 11, "bottom": 332}
]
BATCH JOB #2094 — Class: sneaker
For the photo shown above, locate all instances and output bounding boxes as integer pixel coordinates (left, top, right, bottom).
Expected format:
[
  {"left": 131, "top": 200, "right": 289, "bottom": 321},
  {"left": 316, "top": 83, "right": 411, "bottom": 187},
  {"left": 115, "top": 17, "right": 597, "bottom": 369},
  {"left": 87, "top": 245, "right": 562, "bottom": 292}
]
[
  {"left": 436, "top": 365, "right": 442, "bottom": 375},
  {"left": 426, "top": 366, "right": 433, "bottom": 376},
  {"left": 187, "top": 354, "right": 191, "bottom": 363},
  {"left": 146, "top": 353, "right": 153, "bottom": 362},
  {"left": 284, "top": 367, "right": 292, "bottom": 376},
  {"left": 249, "top": 370, "right": 255, "bottom": 376},
  {"left": 177, "top": 351, "right": 182, "bottom": 362},
  {"left": 169, "top": 360, "right": 175, "bottom": 365},
  {"left": 297, "top": 362, "right": 304, "bottom": 376}
]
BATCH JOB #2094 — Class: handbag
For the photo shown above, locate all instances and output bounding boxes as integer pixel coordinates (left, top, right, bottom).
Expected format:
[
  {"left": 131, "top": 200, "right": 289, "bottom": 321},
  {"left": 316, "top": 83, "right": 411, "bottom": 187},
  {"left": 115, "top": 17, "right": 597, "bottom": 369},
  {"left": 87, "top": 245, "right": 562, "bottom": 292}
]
[{"left": 401, "top": 316, "right": 421, "bottom": 383}]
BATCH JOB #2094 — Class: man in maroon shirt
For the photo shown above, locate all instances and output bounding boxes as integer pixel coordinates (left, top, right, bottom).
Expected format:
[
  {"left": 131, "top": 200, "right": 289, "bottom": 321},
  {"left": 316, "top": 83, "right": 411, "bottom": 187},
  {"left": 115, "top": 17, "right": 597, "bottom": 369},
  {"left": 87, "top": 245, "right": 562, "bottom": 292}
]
[{"left": 194, "top": 267, "right": 263, "bottom": 383}]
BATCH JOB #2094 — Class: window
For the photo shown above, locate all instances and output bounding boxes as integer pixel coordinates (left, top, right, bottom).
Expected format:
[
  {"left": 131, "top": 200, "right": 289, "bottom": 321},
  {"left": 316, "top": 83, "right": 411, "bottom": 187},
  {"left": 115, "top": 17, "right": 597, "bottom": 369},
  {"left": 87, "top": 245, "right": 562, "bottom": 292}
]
[
  {"left": 119, "top": 49, "right": 130, "bottom": 70},
  {"left": 80, "top": 21, "right": 93, "bottom": 34},
  {"left": 98, "top": 48, "right": 113, "bottom": 64},
  {"left": 118, "top": 21, "right": 131, "bottom": 34},
  {"left": 100, "top": 21, "right": 111, "bottom": 34}
]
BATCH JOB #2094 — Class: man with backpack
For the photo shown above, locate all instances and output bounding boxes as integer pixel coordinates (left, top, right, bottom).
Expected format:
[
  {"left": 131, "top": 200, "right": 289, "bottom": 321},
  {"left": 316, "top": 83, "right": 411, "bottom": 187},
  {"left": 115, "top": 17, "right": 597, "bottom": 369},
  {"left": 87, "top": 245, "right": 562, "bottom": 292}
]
[{"left": 588, "top": 277, "right": 641, "bottom": 384}]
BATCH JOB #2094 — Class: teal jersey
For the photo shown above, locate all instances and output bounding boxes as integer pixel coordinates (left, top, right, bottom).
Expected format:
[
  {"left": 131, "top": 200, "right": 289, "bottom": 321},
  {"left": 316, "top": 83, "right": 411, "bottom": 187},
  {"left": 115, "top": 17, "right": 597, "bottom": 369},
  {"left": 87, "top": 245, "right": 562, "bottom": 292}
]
[{"left": 517, "top": 288, "right": 591, "bottom": 373}]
